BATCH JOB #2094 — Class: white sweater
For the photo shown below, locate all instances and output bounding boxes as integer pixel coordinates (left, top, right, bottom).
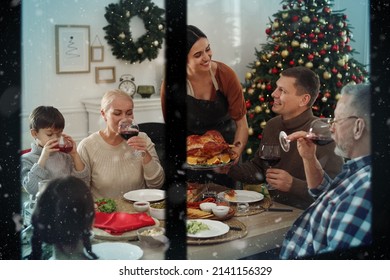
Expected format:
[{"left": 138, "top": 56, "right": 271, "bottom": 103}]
[{"left": 77, "top": 131, "right": 165, "bottom": 199}]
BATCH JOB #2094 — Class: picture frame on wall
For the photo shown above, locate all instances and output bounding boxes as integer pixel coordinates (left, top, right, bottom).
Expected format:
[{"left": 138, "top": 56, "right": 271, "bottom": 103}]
[
  {"left": 95, "top": 66, "right": 116, "bottom": 83},
  {"left": 91, "top": 46, "right": 104, "bottom": 62},
  {"left": 55, "top": 25, "right": 90, "bottom": 74}
]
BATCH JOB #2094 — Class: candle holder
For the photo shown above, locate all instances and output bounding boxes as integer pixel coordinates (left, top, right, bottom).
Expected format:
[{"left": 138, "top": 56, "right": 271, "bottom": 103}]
[{"left": 136, "top": 85, "right": 155, "bottom": 99}]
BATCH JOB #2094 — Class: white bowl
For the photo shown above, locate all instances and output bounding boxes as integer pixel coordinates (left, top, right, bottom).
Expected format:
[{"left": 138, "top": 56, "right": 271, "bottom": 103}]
[
  {"left": 199, "top": 202, "right": 217, "bottom": 213},
  {"left": 212, "top": 205, "right": 230, "bottom": 218},
  {"left": 137, "top": 226, "right": 166, "bottom": 247},
  {"left": 133, "top": 201, "right": 150, "bottom": 212},
  {"left": 149, "top": 201, "right": 166, "bottom": 220}
]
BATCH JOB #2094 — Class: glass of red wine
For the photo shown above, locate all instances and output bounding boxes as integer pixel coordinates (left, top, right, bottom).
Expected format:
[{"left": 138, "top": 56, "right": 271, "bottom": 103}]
[
  {"left": 118, "top": 118, "right": 144, "bottom": 158},
  {"left": 57, "top": 135, "right": 73, "bottom": 153},
  {"left": 279, "top": 118, "right": 334, "bottom": 152},
  {"left": 260, "top": 144, "right": 281, "bottom": 190}
]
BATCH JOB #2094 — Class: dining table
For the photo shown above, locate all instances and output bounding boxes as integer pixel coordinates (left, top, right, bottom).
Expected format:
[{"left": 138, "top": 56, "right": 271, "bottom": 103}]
[{"left": 91, "top": 183, "right": 304, "bottom": 260}]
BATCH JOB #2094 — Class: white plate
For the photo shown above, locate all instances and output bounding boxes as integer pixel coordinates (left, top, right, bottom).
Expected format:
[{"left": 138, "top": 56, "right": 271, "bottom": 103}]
[
  {"left": 187, "top": 219, "right": 229, "bottom": 238},
  {"left": 91, "top": 242, "right": 143, "bottom": 260},
  {"left": 218, "top": 190, "right": 264, "bottom": 203},
  {"left": 123, "top": 189, "right": 165, "bottom": 202}
]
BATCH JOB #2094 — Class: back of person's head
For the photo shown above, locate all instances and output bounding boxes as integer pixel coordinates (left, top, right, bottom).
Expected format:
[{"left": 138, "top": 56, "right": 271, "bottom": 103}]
[
  {"left": 341, "top": 83, "right": 371, "bottom": 131},
  {"left": 281, "top": 66, "right": 320, "bottom": 107},
  {"left": 187, "top": 25, "right": 207, "bottom": 54},
  {"left": 29, "top": 106, "right": 65, "bottom": 131},
  {"left": 29, "top": 176, "right": 97, "bottom": 260},
  {"left": 101, "top": 89, "right": 133, "bottom": 112}
]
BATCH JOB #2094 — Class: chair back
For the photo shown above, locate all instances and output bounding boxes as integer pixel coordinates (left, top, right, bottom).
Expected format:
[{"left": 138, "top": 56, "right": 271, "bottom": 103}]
[{"left": 138, "top": 122, "right": 166, "bottom": 168}]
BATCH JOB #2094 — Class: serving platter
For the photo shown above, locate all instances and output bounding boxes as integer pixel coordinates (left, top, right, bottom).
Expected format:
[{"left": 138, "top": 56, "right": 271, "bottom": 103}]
[
  {"left": 183, "top": 161, "right": 233, "bottom": 171},
  {"left": 218, "top": 190, "right": 264, "bottom": 203},
  {"left": 123, "top": 189, "right": 165, "bottom": 202}
]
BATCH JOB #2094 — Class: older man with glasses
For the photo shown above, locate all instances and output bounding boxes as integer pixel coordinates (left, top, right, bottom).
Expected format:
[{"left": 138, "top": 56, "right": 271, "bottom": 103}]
[{"left": 280, "top": 83, "right": 372, "bottom": 259}]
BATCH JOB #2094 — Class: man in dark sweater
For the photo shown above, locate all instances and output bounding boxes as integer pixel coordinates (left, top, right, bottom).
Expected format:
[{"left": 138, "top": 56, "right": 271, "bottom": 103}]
[{"left": 227, "top": 66, "right": 343, "bottom": 209}]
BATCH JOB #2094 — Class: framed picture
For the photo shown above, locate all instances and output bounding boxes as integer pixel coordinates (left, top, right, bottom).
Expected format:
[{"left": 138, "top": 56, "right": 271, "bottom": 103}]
[
  {"left": 55, "top": 25, "right": 90, "bottom": 74},
  {"left": 91, "top": 46, "right": 104, "bottom": 62},
  {"left": 95, "top": 66, "right": 116, "bottom": 83}
]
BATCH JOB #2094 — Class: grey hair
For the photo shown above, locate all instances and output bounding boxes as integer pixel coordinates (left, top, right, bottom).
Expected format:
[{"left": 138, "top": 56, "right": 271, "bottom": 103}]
[
  {"left": 101, "top": 89, "right": 133, "bottom": 112},
  {"left": 341, "top": 83, "right": 371, "bottom": 129}
]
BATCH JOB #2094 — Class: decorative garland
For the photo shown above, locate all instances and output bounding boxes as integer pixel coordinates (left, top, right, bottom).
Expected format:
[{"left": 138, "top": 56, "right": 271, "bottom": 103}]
[{"left": 103, "top": 0, "right": 165, "bottom": 63}]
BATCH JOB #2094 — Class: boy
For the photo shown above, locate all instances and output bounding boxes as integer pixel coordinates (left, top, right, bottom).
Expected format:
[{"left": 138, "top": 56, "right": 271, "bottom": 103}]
[{"left": 21, "top": 106, "right": 89, "bottom": 197}]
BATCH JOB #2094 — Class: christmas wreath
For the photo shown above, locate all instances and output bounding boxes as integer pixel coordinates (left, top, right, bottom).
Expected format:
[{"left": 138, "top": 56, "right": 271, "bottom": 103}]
[{"left": 103, "top": 0, "right": 165, "bottom": 63}]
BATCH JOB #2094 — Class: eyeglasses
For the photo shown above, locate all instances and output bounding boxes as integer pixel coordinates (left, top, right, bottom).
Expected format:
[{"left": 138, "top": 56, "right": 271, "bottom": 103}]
[{"left": 328, "top": 116, "right": 359, "bottom": 126}]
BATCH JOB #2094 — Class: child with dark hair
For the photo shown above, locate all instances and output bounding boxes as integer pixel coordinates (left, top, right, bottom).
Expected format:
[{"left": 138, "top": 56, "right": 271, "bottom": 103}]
[
  {"left": 28, "top": 176, "right": 98, "bottom": 260},
  {"left": 21, "top": 106, "right": 89, "bottom": 197}
]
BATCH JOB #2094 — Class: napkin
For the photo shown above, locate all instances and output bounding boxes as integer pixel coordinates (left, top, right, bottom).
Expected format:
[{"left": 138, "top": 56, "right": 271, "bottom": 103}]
[{"left": 94, "top": 212, "right": 156, "bottom": 235}]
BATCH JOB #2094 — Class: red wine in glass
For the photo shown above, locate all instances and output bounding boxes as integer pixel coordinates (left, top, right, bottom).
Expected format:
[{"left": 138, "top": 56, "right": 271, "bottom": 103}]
[
  {"left": 120, "top": 129, "right": 139, "bottom": 140},
  {"left": 260, "top": 156, "right": 281, "bottom": 168},
  {"left": 56, "top": 136, "right": 73, "bottom": 153},
  {"left": 306, "top": 135, "right": 334, "bottom": 146}
]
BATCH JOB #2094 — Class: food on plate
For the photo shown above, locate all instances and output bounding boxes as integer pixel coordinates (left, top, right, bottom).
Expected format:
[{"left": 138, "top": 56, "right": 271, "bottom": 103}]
[
  {"left": 187, "top": 220, "right": 210, "bottom": 234},
  {"left": 139, "top": 227, "right": 164, "bottom": 236},
  {"left": 187, "top": 197, "right": 216, "bottom": 209},
  {"left": 150, "top": 201, "right": 165, "bottom": 209},
  {"left": 224, "top": 189, "right": 237, "bottom": 201},
  {"left": 187, "top": 208, "right": 214, "bottom": 219},
  {"left": 95, "top": 198, "right": 117, "bottom": 213},
  {"left": 186, "top": 130, "right": 237, "bottom": 165}
]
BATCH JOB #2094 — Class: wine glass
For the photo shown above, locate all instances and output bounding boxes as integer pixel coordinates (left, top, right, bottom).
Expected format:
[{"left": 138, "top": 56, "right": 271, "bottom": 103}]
[
  {"left": 260, "top": 144, "right": 281, "bottom": 190},
  {"left": 118, "top": 118, "right": 144, "bottom": 158},
  {"left": 279, "top": 118, "right": 334, "bottom": 152},
  {"left": 57, "top": 135, "right": 73, "bottom": 153}
]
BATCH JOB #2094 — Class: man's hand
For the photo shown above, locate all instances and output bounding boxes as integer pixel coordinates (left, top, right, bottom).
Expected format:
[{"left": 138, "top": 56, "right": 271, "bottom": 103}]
[
  {"left": 265, "top": 168, "right": 293, "bottom": 192},
  {"left": 287, "top": 131, "right": 317, "bottom": 160}
]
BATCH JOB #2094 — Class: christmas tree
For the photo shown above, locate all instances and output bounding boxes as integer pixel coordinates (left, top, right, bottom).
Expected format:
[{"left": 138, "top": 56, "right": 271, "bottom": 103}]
[{"left": 243, "top": 0, "right": 368, "bottom": 159}]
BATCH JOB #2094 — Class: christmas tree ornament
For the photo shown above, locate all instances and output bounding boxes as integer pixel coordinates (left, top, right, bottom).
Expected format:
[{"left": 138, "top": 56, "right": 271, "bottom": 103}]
[
  {"left": 337, "top": 73, "right": 342, "bottom": 79},
  {"left": 245, "top": 72, "right": 252, "bottom": 80},
  {"left": 248, "top": 127, "right": 254, "bottom": 136},
  {"left": 305, "top": 61, "right": 313, "bottom": 68},
  {"left": 323, "top": 71, "right": 332, "bottom": 79},
  {"left": 323, "top": 57, "right": 330, "bottom": 63},
  {"left": 291, "top": 40, "right": 300, "bottom": 47},
  {"left": 281, "top": 50, "right": 289, "bottom": 58},
  {"left": 260, "top": 121, "right": 267, "bottom": 129},
  {"left": 246, "top": 148, "right": 253, "bottom": 155},
  {"left": 302, "top": 16, "right": 311, "bottom": 23},
  {"left": 254, "top": 106, "right": 262, "bottom": 113},
  {"left": 300, "top": 42, "right": 309, "bottom": 49}
]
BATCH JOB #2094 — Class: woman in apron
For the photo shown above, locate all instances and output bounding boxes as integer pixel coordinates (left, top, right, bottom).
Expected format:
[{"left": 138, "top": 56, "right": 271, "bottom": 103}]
[{"left": 161, "top": 25, "right": 248, "bottom": 188}]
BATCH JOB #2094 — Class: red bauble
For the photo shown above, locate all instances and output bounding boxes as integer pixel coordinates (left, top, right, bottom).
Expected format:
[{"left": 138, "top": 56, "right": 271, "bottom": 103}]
[
  {"left": 336, "top": 81, "right": 343, "bottom": 88},
  {"left": 327, "top": 24, "right": 334, "bottom": 30},
  {"left": 266, "top": 84, "right": 272, "bottom": 91},
  {"left": 309, "top": 33, "right": 315, "bottom": 39},
  {"left": 351, "top": 75, "right": 357, "bottom": 81},
  {"left": 258, "top": 134, "right": 263, "bottom": 140},
  {"left": 249, "top": 113, "right": 254, "bottom": 119},
  {"left": 287, "top": 31, "right": 294, "bottom": 37},
  {"left": 331, "top": 45, "right": 339, "bottom": 52},
  {"left": 307, "top": 53, "right": 314, "bottom": 61},
  {"left": 312, "top": 17, "right": 318, "bottom": 22},
  {"left": 259, "top": 96, "right": 265, "bottom": 102},
  {"left": 343, "top": 15, "right": 347, "bottom": 20},
  {"left": 319, "top": 49, "right": 327, "bottom": 55},
  {"left": 271, "top": 67, "right": 278, "bottom": 74},
  {"left": 300, "top": 33, "right": 307, "bottom": 38},
  {"left": 274, "top": 45, "right": 280, "bottom": 51},
  {"left": 246, "top": 100, "right": 251, "bottom": 109},
  {"left": 266, "top": 28, "right": 271, "bottom": 35},
  {"left": 323, "top": 7, "right": 331, "bottom": 13},
  {"left": 289, "top": 60, "right": 295, "bottom": 66},
  {"left": 331, "top": 67, "right": 338, "bottom": 74},
  {"left": 312, "top": 39, "right": 318, "bottom": 44},
  {"left": 345, "top": 45, "right": 352, "bottom": 52},
  {"left": 318, "top": 33, "right": 325, "bottom": 39},
  {"left": 292, "top": 15, "right": 299, "bottom": 22}
]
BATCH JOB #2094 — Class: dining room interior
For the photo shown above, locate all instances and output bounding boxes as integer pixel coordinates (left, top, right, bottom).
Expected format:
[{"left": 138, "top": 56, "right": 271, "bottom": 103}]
[{"left": 19, "top": 0, "right": 371, "bottom": 260}]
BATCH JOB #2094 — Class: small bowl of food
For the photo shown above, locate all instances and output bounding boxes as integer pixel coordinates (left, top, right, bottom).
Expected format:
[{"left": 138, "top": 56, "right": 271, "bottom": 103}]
[
  {"left": 199, "top": 202, "right": 217, "bottom": 213},
  {"left": 212, "top": 205, "right": 230, "bottom": 218},
  {"left": 149, "top": 201, "right": 166, "bottom": 220},
  {"left": 133, "top": 201, "right": 150, "bottom": 212},
  {"left": 137, "top": 226, "right": 166, "bottom": 247}
]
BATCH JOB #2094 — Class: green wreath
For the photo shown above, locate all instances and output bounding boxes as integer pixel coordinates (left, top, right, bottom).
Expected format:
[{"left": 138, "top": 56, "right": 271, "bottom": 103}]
[{"left": 103, "top": 0, "right": 165, "bottom": 63}]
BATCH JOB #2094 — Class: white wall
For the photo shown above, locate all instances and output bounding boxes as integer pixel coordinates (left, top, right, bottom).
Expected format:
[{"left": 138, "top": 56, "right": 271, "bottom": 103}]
[{"left": 21, "top": 0, "right": 369, "bottom": 149}]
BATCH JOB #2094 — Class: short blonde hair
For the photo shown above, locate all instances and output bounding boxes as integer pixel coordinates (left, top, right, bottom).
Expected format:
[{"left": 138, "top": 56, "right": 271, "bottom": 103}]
[{"left": 101, "top": 89, "right": 133, "bottom": 112}]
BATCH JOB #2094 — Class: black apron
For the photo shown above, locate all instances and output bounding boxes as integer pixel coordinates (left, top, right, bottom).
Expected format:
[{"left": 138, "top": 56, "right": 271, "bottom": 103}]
[{"left": 186, "top": 70, "right": 236, "bottom": 188}]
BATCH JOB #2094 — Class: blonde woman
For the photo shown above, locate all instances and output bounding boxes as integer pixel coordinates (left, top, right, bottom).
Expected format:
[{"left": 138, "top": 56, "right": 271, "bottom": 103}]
[{"left": 78, "top": 89, "right": 165, "bottom": 199}]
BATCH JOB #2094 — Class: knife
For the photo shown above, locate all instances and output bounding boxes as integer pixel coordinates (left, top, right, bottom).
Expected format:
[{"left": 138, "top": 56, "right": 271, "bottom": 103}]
[
  {"left": 229, "top": 226, "right": 242, "bottom": 231},
  {"left": 267, "top": 207, "right": 293, "bottom": 212}
]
